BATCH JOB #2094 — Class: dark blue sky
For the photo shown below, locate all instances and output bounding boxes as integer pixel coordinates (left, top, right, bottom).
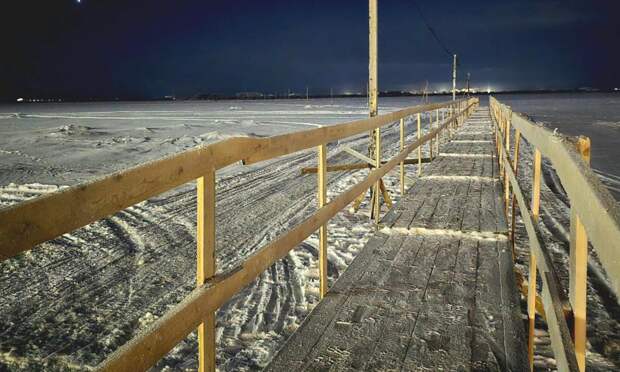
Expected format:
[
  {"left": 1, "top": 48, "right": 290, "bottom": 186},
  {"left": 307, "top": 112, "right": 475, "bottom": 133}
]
[{"left": 2, "top": 0, "right": 619, "bottom": 100}]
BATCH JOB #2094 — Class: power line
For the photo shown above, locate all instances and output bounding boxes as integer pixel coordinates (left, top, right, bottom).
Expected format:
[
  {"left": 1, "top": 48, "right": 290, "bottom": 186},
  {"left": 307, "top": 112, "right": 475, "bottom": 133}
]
[{"left": 410, "top": 1, "right": 453, "bottom": 58}]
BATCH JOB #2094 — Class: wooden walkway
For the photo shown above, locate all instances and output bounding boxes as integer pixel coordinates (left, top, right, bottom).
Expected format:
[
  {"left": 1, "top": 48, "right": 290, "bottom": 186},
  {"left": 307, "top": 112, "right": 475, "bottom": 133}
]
[{"left": 266, "top": 107, "right": 528, "bottom": 371}]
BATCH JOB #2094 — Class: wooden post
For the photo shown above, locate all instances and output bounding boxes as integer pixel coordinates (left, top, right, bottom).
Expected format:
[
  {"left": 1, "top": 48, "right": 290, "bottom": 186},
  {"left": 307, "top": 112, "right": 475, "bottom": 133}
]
[
  {"left": 435, "top": 109, "right": 440, "bottom": 156},
  {"left": 318, "top": 144, "right": 328, "bottom": 299},
  {"left": 495, "top": 108, "right": 501, "bottom": 174},
  {"left": 448, "top": 106, "right": 453, "bottom": 139},
  {"left": 452, "top": 54, "right": 457, "bottom": 101},
  {"left": 441, "top": 110, "right": 445, "bottom": 142},
  {"left": 504, "top": 109, "right": 511, "bottom": 216},
  {"left": 368, "top": 0, "right": 378, "bottom": 157},
  {"left": 368, "top": 0, "right": 381, "bottom": 223},
  {"left": 197, "top": 171, "right": 216, "bottom": 372},
  {"left": 374, "top": 127, "right": 381, "bottom": 223},
  {"left": 429, "top": 113, "right": 434, "bottom": 159},
  {"left": 570, "top": 136, "right": 590, "bottom": 372},
  {"left": 511, "top": 130, "right": 522, "bottom": 257},
  {"left": 417, "top": 113, "right": 422, "bottom": 176},
  {"left": 528, "top": 148, "right": 542, "bottom": 371},
  {"left": 399, "top": 118, "right": 405, "bottom": 195},
  {"left": 499, "top": 109, "right": 505, "bottom": 177}
]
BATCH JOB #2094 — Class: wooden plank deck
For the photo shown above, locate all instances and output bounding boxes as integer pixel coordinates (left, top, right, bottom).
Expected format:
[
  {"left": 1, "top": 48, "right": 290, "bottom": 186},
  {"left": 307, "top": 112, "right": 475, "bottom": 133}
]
[{"left": 265, "top": 107, "right": 528, "bottom": 372}]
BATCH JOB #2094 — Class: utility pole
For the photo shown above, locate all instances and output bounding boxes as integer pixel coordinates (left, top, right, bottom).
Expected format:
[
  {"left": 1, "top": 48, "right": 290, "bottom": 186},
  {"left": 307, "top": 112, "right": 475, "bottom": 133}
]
[
  {"left": 368, "top": 0, "right": 381, "bottom": 222},
  {"left": 369, "top": 0, "right": 378, "bottom": 154},
  {"left": 452, "top": 54, "right": 457, "bottom": 101},
  {"left": 306, "top": 86, "right": 309, "bottom": 101},
  {"left": 466, "top": 72, "right": 471, "bottom": 97}
]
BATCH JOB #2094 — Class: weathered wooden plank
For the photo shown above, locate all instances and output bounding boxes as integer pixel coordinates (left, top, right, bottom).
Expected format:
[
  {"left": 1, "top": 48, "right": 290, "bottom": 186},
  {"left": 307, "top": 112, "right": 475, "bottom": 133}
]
[
  {"left": 401, "top": 238, "right": 473, "bottom": 371},
  {"left": 407, "top": 179, "right": 457, "bottom": 229},
  {"left": 264, "top": 234, "right": 390, "bottom": 371},
  {"left": 284, "top": 235, "right": 408, "bottom": 370},
  {"left": 461, "top": 179, "right": 483, "bottom": 232},
  {"left": 364, "top": 235, "right": 442, "bottom": 371}
]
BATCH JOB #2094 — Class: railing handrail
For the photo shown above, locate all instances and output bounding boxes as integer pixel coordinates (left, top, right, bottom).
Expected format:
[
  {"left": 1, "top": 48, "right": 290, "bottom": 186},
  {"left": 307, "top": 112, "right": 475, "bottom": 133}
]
[
  {"left": 490, "top": 104, "right": 578, "bottom": 371},
  {"left": 490, "top": 96, "right": 620, "bottom": 298},
  {"left": 490, "top": 96, "right": 620, "bottom": 372},
  {"left": 0, "top": 97, "right": 478, "bottom": 371},
  {"left": 0, "top": 98, "right": 469, "bottom": 260}
]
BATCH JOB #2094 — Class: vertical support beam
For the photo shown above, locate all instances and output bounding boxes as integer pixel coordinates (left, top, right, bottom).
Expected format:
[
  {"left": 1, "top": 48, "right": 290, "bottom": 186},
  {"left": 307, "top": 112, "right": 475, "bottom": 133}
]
[
  {"left": 570, "top": 136, "right": 590, "bottom": 372},
  {"left": 452, "top": 54, "right": 457, "bottom": 101},
  {"left": 429, "top": 113, "right": 434, "bottom": 158},
  {"left": 511, "top": 130, "right": 522, "bottom": 257},
  {"left": 435, "top": 109, "right": 440, "bottom": 155},
  {"left": 504, "top": 109, "right": 512, "bottom": 216},
  {"left": 499, "top": 109, "right": 505, "bottom": 177},
  {"left": 399, "top": 118, "right": 405, "bottom": 195},
  {"left": 368, "top": 0, "right": 380, "bottom": 224},
  {"left": 374, "top": 127, "right": 381, "bottom": 223},
  {"left": 528, "top": 148, "right": 542, "bottom": 371},
  {"left": 441, "top": 110, "right": 445, "bottom": 141},
  {"left": 197, "top": 171, "right": 216, "bottom": 372},
  {"left": 368, "top": 0, "right": 378, "bottom": 157},
  {"left": 448, "top": 105, "right": 453, "bottom": 139},
  {"left": 317, "top": 144, "right": 328, "bottom": 299},
  {"left": 417, "top": 113, "right": 422, "bottom": 176},
  {"left": 495, "top": 108, "right": 501, "bottom": 174}
]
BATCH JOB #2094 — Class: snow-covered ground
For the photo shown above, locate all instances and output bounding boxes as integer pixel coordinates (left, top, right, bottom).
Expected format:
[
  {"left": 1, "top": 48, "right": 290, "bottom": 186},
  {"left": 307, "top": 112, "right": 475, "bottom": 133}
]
[
  {"left": 0, "top": 95, "right": 619, "bottom": 371},
  {"left": 0, "top": 97, "right": 442, "bottom": 370}
]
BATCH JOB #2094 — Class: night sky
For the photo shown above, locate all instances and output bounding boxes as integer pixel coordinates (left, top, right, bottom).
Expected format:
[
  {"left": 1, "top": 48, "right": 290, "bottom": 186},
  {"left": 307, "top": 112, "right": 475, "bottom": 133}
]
[{"left": 2, "top": 0, "right": 619, "bottom": 100}]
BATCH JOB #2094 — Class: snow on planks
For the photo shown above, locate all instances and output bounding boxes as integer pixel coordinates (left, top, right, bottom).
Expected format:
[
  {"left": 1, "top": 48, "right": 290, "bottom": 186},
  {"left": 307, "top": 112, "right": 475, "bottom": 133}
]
[{"left": 265, "top": 107, "right": 527, "bottom": 371}]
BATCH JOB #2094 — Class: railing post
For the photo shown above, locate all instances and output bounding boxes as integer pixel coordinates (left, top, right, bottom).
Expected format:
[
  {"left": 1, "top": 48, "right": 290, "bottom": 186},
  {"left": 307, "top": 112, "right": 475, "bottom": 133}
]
[
  {"left": 499, "top": 108, "right": 505, "bottom": 177},
  {"left": 435, "top": 109, "right": 440, "bottom": 156},
  {"left": 511, "top": 129, "right": 521, "bottom": 256},
  {"left": 441, "top": 110, "right": 445, "bottom": 141},
  {"left": 429, "top": 113, "right": 434, "bottom": 159},
  {"left": 197, "top": 171, "right": 216, "bottom": 372},
  {"left": 417, "top": 113, "right": 422, "bottom": 176},
  {"left": 504, "top": 108, "right": 512, "bottom": 216},
  {"left": 318, "top": 144, "right": 328, "bottom": 298},
  {"left": 570, "top": 136, "right": 590, "bottom": 372},
  {"left": 373, "top": 127, "right": 381, "bottom": 223},
  {"left": 450, "top": 104, "right": 455, "bottom": 138},
  {"left": 529, "top": 148, "right": 542, "bottom": 371},
  {"left": 399, "top": 118, "right": 405, "bottom": 195}
]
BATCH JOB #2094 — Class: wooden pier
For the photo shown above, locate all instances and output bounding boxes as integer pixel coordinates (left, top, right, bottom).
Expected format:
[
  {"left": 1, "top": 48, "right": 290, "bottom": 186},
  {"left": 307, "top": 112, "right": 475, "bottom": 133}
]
[{"left": 266, "top": 107, "right": 528, "bottom": 371}]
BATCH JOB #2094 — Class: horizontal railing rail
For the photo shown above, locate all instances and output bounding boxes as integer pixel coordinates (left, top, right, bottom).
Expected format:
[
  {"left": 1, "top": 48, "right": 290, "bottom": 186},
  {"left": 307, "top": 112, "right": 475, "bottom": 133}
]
[
  {"left": 490, "top": 96, "right": 620, "bottom": 372},
  {"left": 0, "top": 97, "right": 478, "bottom": 371},
  {"left": 0, "top": 99, "right": 465, "bottom": 259}
]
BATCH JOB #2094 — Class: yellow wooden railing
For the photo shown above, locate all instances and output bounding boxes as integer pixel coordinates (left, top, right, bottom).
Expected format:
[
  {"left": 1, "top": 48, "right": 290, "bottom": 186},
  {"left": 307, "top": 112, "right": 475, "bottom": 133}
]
[
  {"left": 0, "top": 97, "right": 478, "bottom": 371},
  {"left": 490, "top": 96, "right": 620, "bottom": 372}
]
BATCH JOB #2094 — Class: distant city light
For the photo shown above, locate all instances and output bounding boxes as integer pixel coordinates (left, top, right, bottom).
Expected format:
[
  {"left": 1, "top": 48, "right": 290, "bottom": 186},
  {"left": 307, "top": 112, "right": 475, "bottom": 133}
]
[{"left": 487, "top": 87, "right": 491, "bottom": 94}]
